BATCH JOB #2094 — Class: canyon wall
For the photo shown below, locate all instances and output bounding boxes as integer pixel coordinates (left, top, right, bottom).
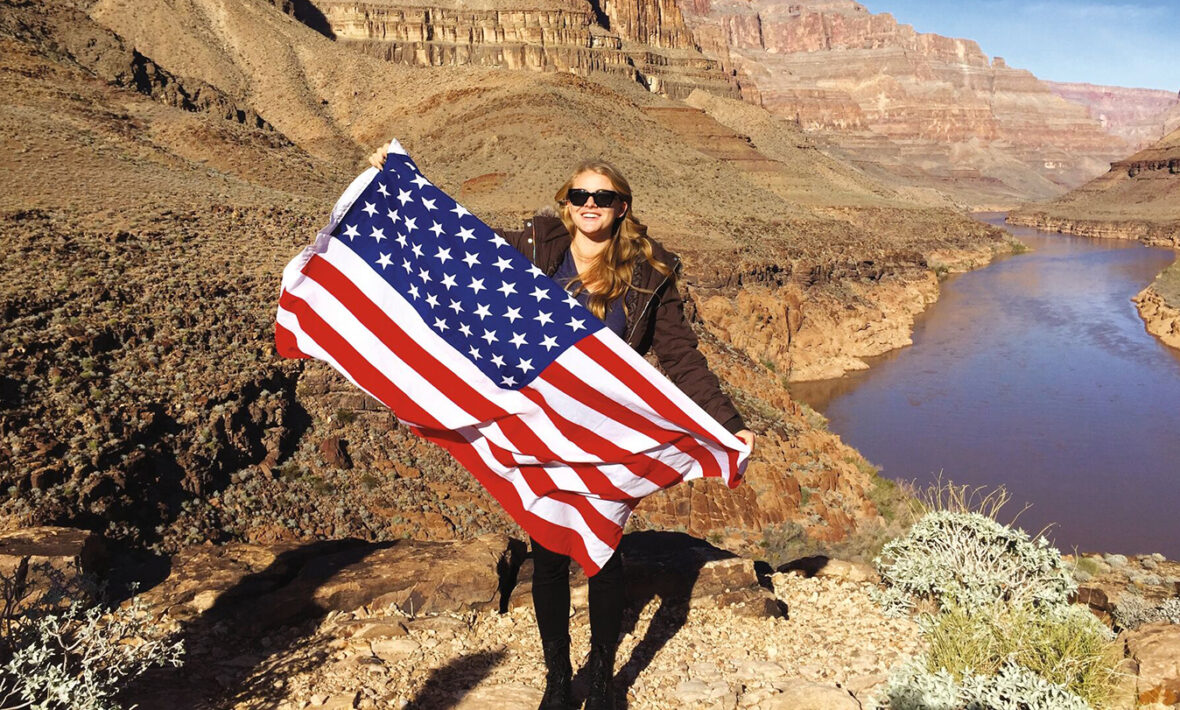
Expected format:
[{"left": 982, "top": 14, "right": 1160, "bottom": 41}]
[
  {"left": 674, "top": 0, "right": 1134, "bottom": 206},
  {"left": 1046, "top": 81, "right": 1179, "bottom": 150},
  {"left": 1009, "top": 127, "right": 1180, "bottom": 248},
  {"left": 302, "top": 0, "right": 742, "bottom": 99}
]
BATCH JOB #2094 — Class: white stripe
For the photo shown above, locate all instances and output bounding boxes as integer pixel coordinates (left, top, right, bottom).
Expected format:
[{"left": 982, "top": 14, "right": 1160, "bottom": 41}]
[{"left": 462, "top": 431, "right": 625, "bottom": 565}]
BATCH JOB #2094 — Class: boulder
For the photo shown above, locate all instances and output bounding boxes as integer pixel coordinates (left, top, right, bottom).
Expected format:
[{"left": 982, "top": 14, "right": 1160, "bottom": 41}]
[
  {"left": 0, "top": 526, "right": 108, "bottom": 606},
  {"left": 1126, "top": 622, "right": 1180, "bottom": 706}
]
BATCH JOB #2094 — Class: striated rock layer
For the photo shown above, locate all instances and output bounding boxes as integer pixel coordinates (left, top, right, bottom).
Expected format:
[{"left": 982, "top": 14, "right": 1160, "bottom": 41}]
[
  {"left": 1009, "top": 127, "right": 1180, "bottom": 248},
  {"left": 299, "top": 0, "right": 742, "bottom": 100},
  {"left": 674, "top": 0, "right": 1132, "bottom": 206},
  {"left": 1046, "top": 81, "right": 1180, "bottom": 150},
  {"left": 1133, "top": 261, "right": 1180, "bottom": 350}
]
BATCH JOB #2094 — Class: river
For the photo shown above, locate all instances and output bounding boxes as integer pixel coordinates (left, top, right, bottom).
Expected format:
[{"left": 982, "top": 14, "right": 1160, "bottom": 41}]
[{"left": 789, "top": 215, "right": 1180, "bottom": 557}]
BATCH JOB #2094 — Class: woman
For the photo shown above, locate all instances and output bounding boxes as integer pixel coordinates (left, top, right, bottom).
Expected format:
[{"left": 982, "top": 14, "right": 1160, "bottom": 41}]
[{"left": 369, "top": 148, "right": 754, "bottom": 710}]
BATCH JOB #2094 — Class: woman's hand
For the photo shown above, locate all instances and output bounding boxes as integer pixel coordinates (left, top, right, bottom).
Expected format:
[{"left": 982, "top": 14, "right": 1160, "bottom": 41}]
[
  {"left": 368, "top": 144, "right": 388, "bottom": 170},
  {"left": 735, "top": 429, "right": 755, "bottom": 451}
]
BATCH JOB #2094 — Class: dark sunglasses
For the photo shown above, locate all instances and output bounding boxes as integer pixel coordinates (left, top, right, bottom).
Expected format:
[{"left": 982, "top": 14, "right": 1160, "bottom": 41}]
[{"left": 566, "top": 188, "right": 622, "bottom": 207}]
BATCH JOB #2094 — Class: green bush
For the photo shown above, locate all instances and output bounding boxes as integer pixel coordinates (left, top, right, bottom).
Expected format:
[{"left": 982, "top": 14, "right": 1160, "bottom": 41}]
[{"left": 872, "top": 511, "right": 1075, "bottom": 615}]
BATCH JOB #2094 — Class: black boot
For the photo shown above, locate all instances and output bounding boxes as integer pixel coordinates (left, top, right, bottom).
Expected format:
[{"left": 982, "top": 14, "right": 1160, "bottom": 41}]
[
  {"left": 582, "top": 639, "right": 618, "bottom": 710},
  {"left": 539, "top": 636, "right": 574, "bottom": 710}
]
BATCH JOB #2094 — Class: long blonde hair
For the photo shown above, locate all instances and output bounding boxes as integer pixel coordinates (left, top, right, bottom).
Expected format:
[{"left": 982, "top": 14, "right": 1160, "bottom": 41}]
[{"left": 554, "top": 160, "right": 674, "bottom": 320}]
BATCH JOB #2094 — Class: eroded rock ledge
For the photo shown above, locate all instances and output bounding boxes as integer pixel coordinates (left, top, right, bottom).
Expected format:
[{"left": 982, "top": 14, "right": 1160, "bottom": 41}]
[{"left": 1133, "top": 260, "right": 1180, "bottom": 350}]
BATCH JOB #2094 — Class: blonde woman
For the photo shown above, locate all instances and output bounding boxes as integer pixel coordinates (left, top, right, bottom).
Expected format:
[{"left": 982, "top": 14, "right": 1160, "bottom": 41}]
[{"left": 369, "top": 148, "right": 753, "bottom": 710}]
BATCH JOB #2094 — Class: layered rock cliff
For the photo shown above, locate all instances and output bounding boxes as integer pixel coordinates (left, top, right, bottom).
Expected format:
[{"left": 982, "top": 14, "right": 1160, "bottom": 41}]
[
  {"left": 674, "top": 0, "right": 1133, "bottom": 206},
  {"left": 299, "top": 0, "right": 741, "bottom": 100},
  {"left": 1009, "top": 127, "right": 1180, "bottom": 248},
  {"left": 1046, "top": 81, "right": 1179, "bottom": 150}
]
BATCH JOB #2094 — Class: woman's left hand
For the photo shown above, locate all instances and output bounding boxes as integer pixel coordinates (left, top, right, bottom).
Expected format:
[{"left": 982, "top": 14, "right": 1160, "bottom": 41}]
[{"left": 735, "top": 429, "right": 755, "bottom": 451}]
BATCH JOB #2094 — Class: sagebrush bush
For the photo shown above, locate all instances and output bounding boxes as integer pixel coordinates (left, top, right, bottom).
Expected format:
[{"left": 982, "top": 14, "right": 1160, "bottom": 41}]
[
  {"left": 885, "top": 660, "right": 1091, "bottom": 710},
  {"left": 0, "top": 564, "right": 183, "bottom": 710},
  {"left": 1112, "top": 594, "right": 1180, "bottom": 630},
  {"left": 872, "top": 510, "right": 1075, "bottom": 615}
]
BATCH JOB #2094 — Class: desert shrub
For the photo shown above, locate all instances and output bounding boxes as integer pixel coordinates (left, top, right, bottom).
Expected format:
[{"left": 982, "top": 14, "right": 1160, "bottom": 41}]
[
  {"left": 1112, "top": 594, "right": 1180, "bottom": 630},
  {"left": 885, "top": 660, "right": 1091, "bottom": 710},
  {"left": 912, "top": 602, "right": 1120, "bottom": 708},
  {"left": 0, "top": 563, "right": 183, "bottom": 710},
  {"left": 872, "top": 510, "right": 1075, "bottom": 615}
]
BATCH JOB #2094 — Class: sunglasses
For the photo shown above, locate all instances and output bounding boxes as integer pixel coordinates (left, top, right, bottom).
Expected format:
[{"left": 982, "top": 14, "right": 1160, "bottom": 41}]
[{"left": 566, "top": 188, "right": 622, "bottom": 207}]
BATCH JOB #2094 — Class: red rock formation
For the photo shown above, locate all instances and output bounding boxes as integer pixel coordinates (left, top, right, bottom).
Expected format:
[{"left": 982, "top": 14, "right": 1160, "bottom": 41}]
[
  {"left": 675, "top": 0, "right": 1133, "bottom": 205},
  {"left": 1046, "top": 81, "right": 1180, "bottom": 150}
]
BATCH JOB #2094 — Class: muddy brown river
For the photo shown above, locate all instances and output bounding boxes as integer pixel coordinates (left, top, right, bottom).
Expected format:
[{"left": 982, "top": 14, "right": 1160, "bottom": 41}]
[{"left": 790, "top": 215, "right": 1180, "bottom": 557}]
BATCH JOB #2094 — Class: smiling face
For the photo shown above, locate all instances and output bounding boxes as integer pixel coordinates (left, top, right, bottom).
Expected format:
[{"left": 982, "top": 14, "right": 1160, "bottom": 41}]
[{"left": 565, "top": 170, "right": 628, "bottom": 242}]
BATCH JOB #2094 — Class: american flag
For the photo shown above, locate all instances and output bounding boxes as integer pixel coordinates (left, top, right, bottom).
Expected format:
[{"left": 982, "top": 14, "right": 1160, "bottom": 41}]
[{"left": 276, "top": 139, "right": 748, "bottom": 574}]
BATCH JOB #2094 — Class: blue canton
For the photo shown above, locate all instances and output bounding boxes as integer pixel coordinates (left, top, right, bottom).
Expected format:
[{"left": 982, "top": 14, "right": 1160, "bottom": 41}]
[{"left": 332, "top": 151, "right": 604, "bottom": 389}]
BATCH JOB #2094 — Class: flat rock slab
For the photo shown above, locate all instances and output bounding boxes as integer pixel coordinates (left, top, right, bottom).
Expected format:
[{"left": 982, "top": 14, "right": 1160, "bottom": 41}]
[
  {"left": 450, "top": 683, "right": 542, "bottom": 709},
  {"left": 763, "top": 680, "right": 862, "bottom": 709},
  {"left": 0, "top": 526, "right": 107, "bottom": 606},
  {"left": 1126, "top": 622, "right": 1180, "bottom": 705},
  {"left": 142, "top": 534, "right": 512, "bottom": 630}
]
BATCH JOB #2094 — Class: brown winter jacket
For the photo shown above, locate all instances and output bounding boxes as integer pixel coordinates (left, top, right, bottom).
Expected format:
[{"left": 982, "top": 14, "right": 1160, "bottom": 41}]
[{"left": 498, "top": 214, "right": 745, "bottom": 434}]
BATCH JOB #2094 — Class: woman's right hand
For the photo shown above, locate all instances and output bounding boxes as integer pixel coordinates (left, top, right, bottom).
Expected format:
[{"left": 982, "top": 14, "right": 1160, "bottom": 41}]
[{"left": 368, "top": 144, "right": 388, "bottom": 170}]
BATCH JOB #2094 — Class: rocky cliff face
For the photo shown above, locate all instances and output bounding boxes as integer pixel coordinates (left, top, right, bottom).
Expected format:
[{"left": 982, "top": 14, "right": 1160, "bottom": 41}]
[
  {"left": 1046, "top": 81, "right": 1179, "bottom": 150},
  {"left": 1008, "top": 127, "right": 1180, "bottom": 248},
  {"left": 675, "top": 0, "right": 1133, "bottom": 206},
  {"left": 303, "top": 0, "right": 740, "bottom": 100}
]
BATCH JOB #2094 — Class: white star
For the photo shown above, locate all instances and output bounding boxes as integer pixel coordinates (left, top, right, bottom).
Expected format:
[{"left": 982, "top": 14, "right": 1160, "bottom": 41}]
[
  {"left": 468, "top": 346, "right": 482, "bottom": 360},
  {"left": 457, "top": 227, "right": 476, "bottom": 242},
  {"left": 528, "top": 265, "right": 545, "bottom": 278},
  {"left": 440, "top": 274, "right": 457, "bottom": 290},
  {"left": 501, "top": 375, "right": 517, "bottom": 387},
  {"left": 497, "top": 281, "right": 517, "bottom": 297},
  {"left": 433, "top": 317, "right": 448, "bottom": 331},
  {"left": 540, "top": 335, "right": 559, "bottom": 351},
  {"left": 462, "top": 252, "right": 480, "bottom": 268},
  {"left": 428, "top": 223, "right": 443, "bottom": 239},
  {"left": 567, "top": 317, "right": 585, "bottom": 332},
  {"left": 564, "top": 293, "right": 581, "bottom": 309},
  {"left": 411, "top": 174, "right": 431, "bottom": 189},
  {"left": 375, "top": 253, "right": 393, "bottom": 269},
  {"left": 517, "top": 358, "right": 533, "bottom": 373},
  {"left": 474, "top": 303, "right": 491, "bottom": 319},
  {"left": 458, "top": 323, "right": 472, "bottom": 337},
  {"left": 422, "top": 198, "right": 437, "bottom": 211},
  {"left": 481, "top": 329, "right": 498, "bottom": 344},
  {"left": 362, "top": 201, "right": 378, "bottom": 217},
  {"left": 504, "top": 307, "right": 522, "bottom": 323},
  {"left": 491, "top": 354, "right": 506, "bottom": 368},
  {"left": 396, "top": 233, "right": 408, "bottom": 248},
  {"left": 451, "top": 204, "right": 470, "bottom": 219},
  {"left": 370, "top": 226, "right": 386, "bottom": 242},
  {"left": 418, "top": 267, "right": 431, "bottom": 283},
  {"left": 509, "top": 332, "right": 528, "bottom": 348},
  {"left": 341, "top": 224, "right": 359, "bottom": 240},
  {"left": 535, "top": 311, "right": 553, "bottom": 326},
  {"left": 425, "top": 293, "right": 439, "bottom": 308},
  {"left": 397, "top": 189, "right": 412, "bottom": 205},
  {"left": 490, "top": 234, "right": 508, "bottom": 248},
  {"left": 411, "top": 243, "right": 424, "bottom": 258},
  {"left": 493, "top": 257, "right": 514, "bottom": 272},
  {"left": 469, "top": 277, "right": 486, "bottom": 294},
  {"left": 386, "top": 208, "right": 400, "bottom": 223},
  {"left": 377, "top": 183, "right": 390, "bottom": 197},
  {"left": 403, "top": 216, "right": 417, "bottom": 233},
  {"left": 434, "top": 246, "right": 452, "bottom": 263},
  {"left": 407, "top": 284, "right": 420, "bottom": 299},
  {"left": 530, "top": 286, "right": 550, "bottom": 302},
  {"left": 402, "top": 258, "right": 413, "bottom": 273}
]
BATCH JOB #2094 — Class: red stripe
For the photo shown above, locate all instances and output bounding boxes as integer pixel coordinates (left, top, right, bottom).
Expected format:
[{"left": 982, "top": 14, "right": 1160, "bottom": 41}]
[
  {"left": 516, "top": 386, "right": 683, "bottom": 490},
  {"left": 540, "top": 360, "right": 722, "bottom": 480},
  {"left": 275, "top": 320, "right": 309, "bottom": 359},
  {"left": 578, "top": 336, "right": 720, "bottom": 444},
  {"left": 278, "top": 292, "right": 442, "bottom": 428}
]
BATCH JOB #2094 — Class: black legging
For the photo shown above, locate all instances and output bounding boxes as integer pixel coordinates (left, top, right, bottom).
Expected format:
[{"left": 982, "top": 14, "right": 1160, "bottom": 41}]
[{"left": 531, "top": 537, "right": 624, "bottom": 645}]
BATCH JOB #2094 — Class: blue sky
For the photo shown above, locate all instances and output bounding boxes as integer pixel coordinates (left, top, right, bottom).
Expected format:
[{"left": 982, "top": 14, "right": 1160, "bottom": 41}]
[{"left": 859, "top": 1, "right": 1180, "bottom": 91}]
